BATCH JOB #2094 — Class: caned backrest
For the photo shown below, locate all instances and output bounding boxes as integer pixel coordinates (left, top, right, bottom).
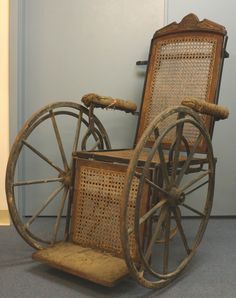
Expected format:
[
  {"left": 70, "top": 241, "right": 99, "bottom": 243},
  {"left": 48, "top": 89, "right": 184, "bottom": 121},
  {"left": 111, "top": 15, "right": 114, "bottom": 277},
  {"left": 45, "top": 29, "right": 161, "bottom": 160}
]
[{"left": 135, "top": 14, "right": 227, "bottom": 151}]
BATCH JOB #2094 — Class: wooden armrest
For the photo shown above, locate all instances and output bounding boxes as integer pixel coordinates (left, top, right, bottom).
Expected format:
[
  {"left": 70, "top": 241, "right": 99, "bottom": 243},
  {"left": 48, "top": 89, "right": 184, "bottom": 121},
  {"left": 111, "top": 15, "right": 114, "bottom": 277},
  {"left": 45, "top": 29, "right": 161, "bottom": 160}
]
[
  {"left": 81, "top": 93, "right": 137, "bottom": 113},
  {"left": 181, "top": 98, "right": 229, "bottom": 120}
]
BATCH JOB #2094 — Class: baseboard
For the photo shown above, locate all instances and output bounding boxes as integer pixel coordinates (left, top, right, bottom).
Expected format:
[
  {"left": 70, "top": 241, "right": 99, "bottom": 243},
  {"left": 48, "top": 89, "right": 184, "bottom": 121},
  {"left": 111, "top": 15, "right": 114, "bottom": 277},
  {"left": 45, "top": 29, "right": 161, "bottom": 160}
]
[{"left": 0, "top": 210, "right": 10, "bottom": 226}]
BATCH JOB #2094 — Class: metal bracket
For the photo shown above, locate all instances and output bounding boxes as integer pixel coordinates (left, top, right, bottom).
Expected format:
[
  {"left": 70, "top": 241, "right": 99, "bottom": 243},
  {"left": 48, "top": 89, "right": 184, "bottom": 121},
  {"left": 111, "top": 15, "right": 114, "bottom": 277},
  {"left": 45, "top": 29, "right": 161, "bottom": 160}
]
[
  {"left": 136, "top": 60, "right": 148, "bottom": 66},
  {"left": 224, "top": 50, "right": 229, "bottom": 58}
]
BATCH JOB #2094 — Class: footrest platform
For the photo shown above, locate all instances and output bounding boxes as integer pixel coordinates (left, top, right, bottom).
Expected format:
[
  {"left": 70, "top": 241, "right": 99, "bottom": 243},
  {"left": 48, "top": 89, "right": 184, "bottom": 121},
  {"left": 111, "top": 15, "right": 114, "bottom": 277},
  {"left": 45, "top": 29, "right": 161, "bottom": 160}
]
[{"left": 32, "top": 242, "right": 129, "bottom": 287}]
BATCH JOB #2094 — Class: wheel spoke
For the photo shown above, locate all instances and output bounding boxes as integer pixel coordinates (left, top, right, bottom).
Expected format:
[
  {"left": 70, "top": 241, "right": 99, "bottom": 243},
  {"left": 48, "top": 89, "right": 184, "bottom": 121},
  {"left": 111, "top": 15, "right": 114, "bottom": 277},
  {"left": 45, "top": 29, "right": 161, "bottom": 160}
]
[
  {"left": 185, "top": 180, "right": 209, "bottom": 196},
  {"left": 176, "top": 134, "right": 202, "bottom": 186},
  {"left": 52, "top": 187, "right": 69, "bottom": 244},
  {"left": 72, "top": 110, "right": 83, "bottom": 152},
  {"left": 144, "top": 207, "right": 167, "bottom": 262},
  {"left": 171, "top": 114, "right": 184, "bottom": 183},
  {"left": 22, "top": 140, "right": 64, "bottom": 174},
  {"left": 163, "top": 209, "right": 171, "bottom": 274},
  {"left": 138, "top": 270, "right": 144, "bottom": 278},
  {"left": 69, "top": 110, "right": 83, "bottom": 169},
  {"left": 24, "top": 185, "right": 64, "bottom": 228},
  {"left": 144, "top": 177, "right": 169, "bottom": 196},
  {"left": 128, "top": 199, "right": 167, "bottom": 234},
  {"left": 154, "top": 127, "right": 159, "bottom": 139},
  {"left": 181, "top": 171, "right": 210, "bottom": 192},
  {"left": 158, "top": 144, "right": 170, "bottom": 187},
  {"left": 173, "top": 207, "right": 191, "bottom": 254},
  {"left": 90, "top": 139, "right": 100, "bottom": 151},
  {"left": 181, "top": 203, "right": 206, "bottom": 217},
  {"left": 49, "top": 109, "right": 69, "bottom": 171},
  {"left": 154, "top": 127, "right": 170, "bottom": 187},
  {"left": 14, "top": 177, "right": 63, "bottom": 187}
]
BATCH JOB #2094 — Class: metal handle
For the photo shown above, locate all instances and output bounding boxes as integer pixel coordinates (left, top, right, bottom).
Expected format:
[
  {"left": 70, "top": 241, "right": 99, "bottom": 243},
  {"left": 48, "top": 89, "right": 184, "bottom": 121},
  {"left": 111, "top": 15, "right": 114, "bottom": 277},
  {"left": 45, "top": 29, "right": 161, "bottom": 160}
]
[{"left": 136, "top": 60, "right": 148, "bottom": 66}]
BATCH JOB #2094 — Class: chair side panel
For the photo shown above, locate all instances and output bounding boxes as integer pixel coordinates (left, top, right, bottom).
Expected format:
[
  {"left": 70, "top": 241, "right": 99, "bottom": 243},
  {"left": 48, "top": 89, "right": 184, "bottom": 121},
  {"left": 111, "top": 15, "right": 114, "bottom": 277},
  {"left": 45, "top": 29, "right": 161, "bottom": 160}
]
[{"left": 70, "top": 158, "right": 148, "bottom": 258}]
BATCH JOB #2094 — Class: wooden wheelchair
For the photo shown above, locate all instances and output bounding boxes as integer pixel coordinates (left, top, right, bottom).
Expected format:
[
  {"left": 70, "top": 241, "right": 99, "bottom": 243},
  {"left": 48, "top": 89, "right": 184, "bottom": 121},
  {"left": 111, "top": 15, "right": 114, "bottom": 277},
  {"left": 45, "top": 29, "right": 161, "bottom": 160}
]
[{"left": 6, "top": 14, "right": 229, "bottom": 289}]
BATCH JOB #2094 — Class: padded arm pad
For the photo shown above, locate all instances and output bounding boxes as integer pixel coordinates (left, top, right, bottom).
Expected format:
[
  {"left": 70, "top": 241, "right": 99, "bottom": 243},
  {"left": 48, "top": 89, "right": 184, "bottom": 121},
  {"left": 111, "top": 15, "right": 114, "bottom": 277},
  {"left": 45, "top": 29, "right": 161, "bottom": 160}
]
[
  {"left": 181, "top": 98, "right": 229, "bottom": 120},
  {"left": 81, "top": 93, "right": 137, "bottom": 113}
]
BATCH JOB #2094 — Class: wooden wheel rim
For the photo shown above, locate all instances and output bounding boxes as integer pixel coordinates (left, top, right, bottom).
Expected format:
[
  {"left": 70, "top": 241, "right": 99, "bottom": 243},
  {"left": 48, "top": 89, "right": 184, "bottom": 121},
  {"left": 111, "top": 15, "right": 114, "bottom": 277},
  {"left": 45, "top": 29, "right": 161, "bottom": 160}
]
[
  {"left": 6, "top": 102, "right": 110, "bottom": 250},
  {"left": 121, "top": 106, "right": 215, "bottom": 288},
  {"left": 135, "top": 118, "right": 214, "bottom": 279}
]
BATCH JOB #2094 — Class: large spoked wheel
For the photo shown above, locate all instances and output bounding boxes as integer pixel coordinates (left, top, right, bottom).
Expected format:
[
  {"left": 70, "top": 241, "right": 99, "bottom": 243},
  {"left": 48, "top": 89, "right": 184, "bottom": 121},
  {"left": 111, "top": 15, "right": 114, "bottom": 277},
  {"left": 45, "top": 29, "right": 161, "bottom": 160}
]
[
  {"left": 6, "top": 102, "right": 111, "bottom": 250},
  {"left": 121, "top": 106, "right": 215, "bottom": 289}
]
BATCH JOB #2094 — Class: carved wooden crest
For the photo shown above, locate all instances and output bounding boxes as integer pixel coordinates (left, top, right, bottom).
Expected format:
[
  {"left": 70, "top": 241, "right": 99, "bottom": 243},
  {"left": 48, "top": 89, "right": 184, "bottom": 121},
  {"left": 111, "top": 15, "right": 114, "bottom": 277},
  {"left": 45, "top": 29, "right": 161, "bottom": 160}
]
[{"left": 154, "top": 13, "right": 226, "bottom": 38}]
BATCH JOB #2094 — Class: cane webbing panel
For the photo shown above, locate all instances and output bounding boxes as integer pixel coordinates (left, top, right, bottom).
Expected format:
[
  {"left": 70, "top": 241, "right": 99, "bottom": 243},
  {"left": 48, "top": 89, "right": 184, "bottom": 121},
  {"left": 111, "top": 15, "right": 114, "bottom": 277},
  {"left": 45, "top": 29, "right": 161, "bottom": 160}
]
[
  {"left": 71, "top": 159, "right": 147, "bottom": 258},
  {"left": 136, "top": 33, "right": 223, "bottom": 151}
]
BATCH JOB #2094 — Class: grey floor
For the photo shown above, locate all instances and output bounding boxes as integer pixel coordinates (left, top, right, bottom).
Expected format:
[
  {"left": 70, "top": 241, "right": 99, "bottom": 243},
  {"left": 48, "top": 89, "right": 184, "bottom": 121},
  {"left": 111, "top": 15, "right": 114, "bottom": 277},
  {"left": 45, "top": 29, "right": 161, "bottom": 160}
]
[{"left": 0, "top": 219, "right": 236, "bottom": 298}]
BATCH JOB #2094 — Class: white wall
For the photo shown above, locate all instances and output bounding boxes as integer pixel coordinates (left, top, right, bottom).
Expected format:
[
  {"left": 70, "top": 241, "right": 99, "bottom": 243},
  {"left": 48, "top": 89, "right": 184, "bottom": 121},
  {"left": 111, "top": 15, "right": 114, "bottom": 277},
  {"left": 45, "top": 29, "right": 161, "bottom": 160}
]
[
  {"left": 0, "top": 0, "right": 9, "bottom": 211},
  {"left": 14, "top": 0, "right": 165, "bottom": 215},
  {"left": 21, "top": 0, "right": 165, "bottom": 148},
  {"left": 166, "top": 1, "right": 236, "bottom": 215}
]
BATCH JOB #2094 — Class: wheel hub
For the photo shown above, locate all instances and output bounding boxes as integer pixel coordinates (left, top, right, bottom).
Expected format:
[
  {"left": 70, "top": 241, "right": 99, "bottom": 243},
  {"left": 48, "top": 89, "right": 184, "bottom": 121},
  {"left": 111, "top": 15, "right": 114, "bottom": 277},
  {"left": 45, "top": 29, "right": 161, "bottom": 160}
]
[
  {"left": 167, "top": 187, "right": 185, "bottom": 206},
  {"left": 59, "top": 171, "right": 71, "bottom": 186}
]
